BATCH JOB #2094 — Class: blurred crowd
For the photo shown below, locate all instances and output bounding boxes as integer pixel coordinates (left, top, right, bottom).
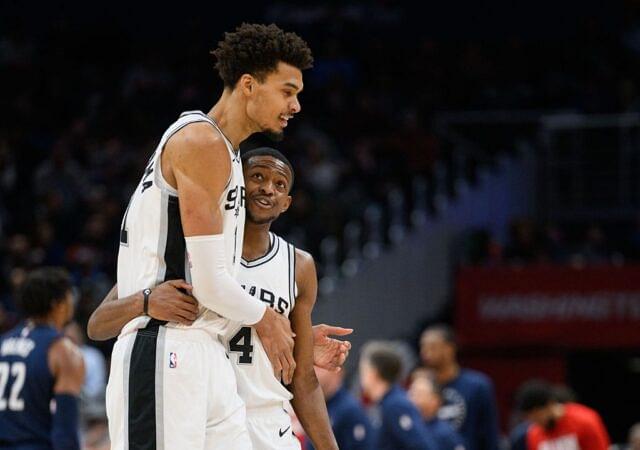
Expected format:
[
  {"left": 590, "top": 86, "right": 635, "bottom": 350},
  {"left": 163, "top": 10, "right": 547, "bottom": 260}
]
[
  {"left": 3, "top": 2, "right": 640, "bottom": 449},
  {"left": 4, "top": 4, "right": 640, "bottom": 334},
  {"left": 459, "top": 217, "right": 640, "bottom": 267},
  {"left": 298, "top": 324, "right": 638, "bottom": 450}
]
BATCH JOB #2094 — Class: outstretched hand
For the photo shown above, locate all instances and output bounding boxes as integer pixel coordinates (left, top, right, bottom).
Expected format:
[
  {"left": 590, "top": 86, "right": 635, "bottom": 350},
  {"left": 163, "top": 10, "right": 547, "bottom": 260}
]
[{"left": 312, "top": 324, "right": 353, "bottom": 372}]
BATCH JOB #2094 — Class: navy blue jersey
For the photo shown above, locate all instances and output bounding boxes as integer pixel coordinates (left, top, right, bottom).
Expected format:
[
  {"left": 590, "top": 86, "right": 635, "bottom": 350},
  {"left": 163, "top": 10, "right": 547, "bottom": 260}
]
[
  {"left": 307, "top": 386, "right": 373, "bottom": 450},
  {"left": 376, "top": 385, "right": 436, "bottom": 450},
  {"left": 508, "top": 421, "right": 530, "bottom": 450},
  {"left": 425, "top": 418, "right": 466, "bottom": 450},
  {"left": 439, "top": 369, "right": 500, "bottom": 450},
  {"left": 0, "top": 322, "right": 62, "bottom": 449}
]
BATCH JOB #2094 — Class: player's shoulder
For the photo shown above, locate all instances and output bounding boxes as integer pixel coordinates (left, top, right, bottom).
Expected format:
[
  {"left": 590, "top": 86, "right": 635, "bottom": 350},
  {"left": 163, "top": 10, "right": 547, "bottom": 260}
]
[
  {"left": 166, "top": 119, "right": 227, "bottom": 155},
  {"left": 49, "top": 337, "right": 84, "bottom": 372},
  {"left": 382, "top": 387, "right": 413, "bottom": 411},
  {"left": 293, "top": 247, "right": 316, "bottom": 282},
  {"left": 565, "top": 402, "right": 602, "bottom": 425},
  {"left": 294, "top": 247, "right": 315, "bottom": 268},
  {"left": 459, "top": 368, "right": 493, "bottom": 387}
]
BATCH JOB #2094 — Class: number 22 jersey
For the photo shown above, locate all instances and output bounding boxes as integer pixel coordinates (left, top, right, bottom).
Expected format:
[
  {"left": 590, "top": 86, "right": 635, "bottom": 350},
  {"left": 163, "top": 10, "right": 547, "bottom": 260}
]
[{"left": 0, "top": 322, "right": 62, "bottom": 447}]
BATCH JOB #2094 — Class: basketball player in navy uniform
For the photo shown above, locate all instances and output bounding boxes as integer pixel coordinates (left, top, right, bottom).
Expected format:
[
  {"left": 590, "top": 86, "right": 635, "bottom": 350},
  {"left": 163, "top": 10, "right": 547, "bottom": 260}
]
[
  {"left": 100, "top": 24, "right": 314, "bottom": 449},
  {"left": 0, "top": 267, "right": 85, "bottom": 449},
  {"left": 89, "top": 148, "right": 352, "bottom": 449}
]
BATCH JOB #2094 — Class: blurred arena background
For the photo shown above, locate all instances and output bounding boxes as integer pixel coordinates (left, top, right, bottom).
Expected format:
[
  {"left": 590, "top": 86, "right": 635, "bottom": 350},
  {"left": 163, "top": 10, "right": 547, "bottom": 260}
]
[{"left": 2, "top": 1, "right": 640, "bottom": 448}]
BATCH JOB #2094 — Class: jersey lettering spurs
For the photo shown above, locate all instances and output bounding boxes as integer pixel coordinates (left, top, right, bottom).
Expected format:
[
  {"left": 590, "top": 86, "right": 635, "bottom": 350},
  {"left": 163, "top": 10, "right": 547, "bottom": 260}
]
[{"left": 221, "top": 232, "right": 297, "bottom": 409}]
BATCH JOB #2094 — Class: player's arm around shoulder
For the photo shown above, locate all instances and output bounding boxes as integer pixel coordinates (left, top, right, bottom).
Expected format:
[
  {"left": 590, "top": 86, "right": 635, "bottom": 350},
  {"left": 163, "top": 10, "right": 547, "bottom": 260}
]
[{"left": 290, "top": 249, "right": 338, "bottom": 450}]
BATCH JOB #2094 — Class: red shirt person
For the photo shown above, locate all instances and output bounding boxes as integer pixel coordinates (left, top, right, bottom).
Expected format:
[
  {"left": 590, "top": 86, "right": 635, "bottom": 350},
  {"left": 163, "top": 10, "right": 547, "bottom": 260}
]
[{"left": 516, "top": 380, "right": 609, "bottom": 450}]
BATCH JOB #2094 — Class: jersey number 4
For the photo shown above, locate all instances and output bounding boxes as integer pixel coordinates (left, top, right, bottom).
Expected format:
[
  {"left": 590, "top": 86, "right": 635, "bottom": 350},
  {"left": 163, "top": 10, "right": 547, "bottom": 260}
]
[
  {"left": 0, "top": 362, "right": 26, "bottom": 411},
  {"left": 228, "top": 327, "right": 253, "bottom": 364}
]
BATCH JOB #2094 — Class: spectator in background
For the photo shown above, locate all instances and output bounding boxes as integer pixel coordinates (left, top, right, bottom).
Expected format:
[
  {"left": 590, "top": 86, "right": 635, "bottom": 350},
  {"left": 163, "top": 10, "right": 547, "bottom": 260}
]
[
  {"left": 504, "top": 218, "right": 540, "bottom": 264},
  {"left": 629, "top": 423, "right": 640, "bottom": 450},
  {"left": 509, "top": 384, "right": 576, "bottom": 450},
  {"left": 359, "top": 341, "right": 436, "bottom": 450},
  {"left": 516, "top": 379, "right": 609, "bottom": 450},
  {"left": 310, "top": 366, "right": 374, "bottom": 450},
  {"left": 420, "top": 324, "right": 500, "bottom": 450},
  {"left": 409, "top": 372, "right": 466, "bottom": 450}
]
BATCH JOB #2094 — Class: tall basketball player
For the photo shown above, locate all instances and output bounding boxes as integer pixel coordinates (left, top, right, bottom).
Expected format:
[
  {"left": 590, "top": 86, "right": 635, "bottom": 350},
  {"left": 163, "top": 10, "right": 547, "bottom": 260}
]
[
  {"left": 89, "top": 148, "right": 348, "bottom": 449},
  {"left": 104, "top": 24, "right": 314, "bottom": 449}
]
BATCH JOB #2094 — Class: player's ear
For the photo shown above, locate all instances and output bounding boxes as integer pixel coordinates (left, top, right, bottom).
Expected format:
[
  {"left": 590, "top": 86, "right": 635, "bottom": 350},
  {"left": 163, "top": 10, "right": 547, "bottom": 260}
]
[
  {"left": 238, "top": 74, "right": 255, "bottom": 96},
  {"left": 281, "top": 195, "right": 292, "bottom": 213}
]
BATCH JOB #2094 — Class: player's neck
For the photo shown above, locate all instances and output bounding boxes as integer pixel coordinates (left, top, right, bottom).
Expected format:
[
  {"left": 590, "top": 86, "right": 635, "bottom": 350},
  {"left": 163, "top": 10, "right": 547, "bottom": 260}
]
[
  {"left": 370, "top": 381, "right": 392, "bottom": 403},
  {"left": 208, "top": 89, "right": 256, "bottom": 149},
  {"left": 435, "top": 362, "right": 460, "bottom": 384},
  {"left": 28, "top": 316, "right": 60, "bottom": 331},
  {"left": 242, "top": 221, "right": 272, "bottom": 261}
]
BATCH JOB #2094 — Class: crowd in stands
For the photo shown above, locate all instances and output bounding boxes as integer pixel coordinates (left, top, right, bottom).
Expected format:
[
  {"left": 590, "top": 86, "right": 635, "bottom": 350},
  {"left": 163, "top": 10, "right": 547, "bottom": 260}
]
[
  {"left": 3, "top": 2, "right": 640, "bottom": 449},
  {"left": 3, "top": 4, "right": 640, "bottom": 333},
  {"left": 460, "top": 217, "right": 640, "bottom": 267}
]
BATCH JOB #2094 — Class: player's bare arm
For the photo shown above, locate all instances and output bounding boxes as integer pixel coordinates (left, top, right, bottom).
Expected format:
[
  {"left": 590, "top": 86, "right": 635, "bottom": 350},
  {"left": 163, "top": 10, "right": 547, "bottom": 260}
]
[
  {"left": 48, "top": 337, "right": 85, "bottom": 450},
  {"left": 86, "top": 280, "right": 197, "bottom": 341},
  {"left": 289, "top": 249, "right": 338, "bottom": 450},
  {"left": 166, "top": 123, "right": 297, "bottom": 384},
  {"left": 49, "top": 337, "right": 85, "bottom": 395}
]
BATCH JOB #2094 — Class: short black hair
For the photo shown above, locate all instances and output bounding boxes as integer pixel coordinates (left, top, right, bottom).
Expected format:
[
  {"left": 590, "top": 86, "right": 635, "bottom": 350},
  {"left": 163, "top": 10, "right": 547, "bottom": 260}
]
[
  {"left": 212, "top": 23, "right": 314, "bottom": 88},
  {"left": 361, "top": 341, "right": 403, "bottom": 385},
  {"left": 242, "top": 147, "right": 295, "bottom": 189},
  {"left": 423, "top": 323, "right": 457, "bottom": 346},
  {"left": 516, "top": 379, "right": 555, "bottom": 412},
  {"left": 19, "top": 267, "right": 72, "bottom": 318}
]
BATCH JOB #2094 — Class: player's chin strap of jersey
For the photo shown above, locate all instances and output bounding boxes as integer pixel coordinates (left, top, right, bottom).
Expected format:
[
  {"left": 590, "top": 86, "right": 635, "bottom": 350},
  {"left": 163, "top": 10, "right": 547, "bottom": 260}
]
[
  {"left": 186, "top": 234, "right": 266, "bottom": 324},
  {"left": 51, "top": 393, "right": 80, "bottom": 450}
]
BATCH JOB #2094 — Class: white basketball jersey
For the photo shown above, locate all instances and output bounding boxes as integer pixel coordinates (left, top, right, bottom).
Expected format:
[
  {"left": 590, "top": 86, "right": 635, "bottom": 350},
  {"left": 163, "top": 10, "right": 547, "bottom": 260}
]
[
  {"left": 221, "top": 232, "right": 298, "bottom": 409},
  {"left": 117, "top": 110, "right": 245, "bottom": 335}
]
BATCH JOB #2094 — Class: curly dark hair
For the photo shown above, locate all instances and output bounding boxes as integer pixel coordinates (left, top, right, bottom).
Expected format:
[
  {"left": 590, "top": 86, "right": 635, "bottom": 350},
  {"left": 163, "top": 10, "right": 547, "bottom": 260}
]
[
  {"left": 212, "top": 23, "right": 313, "bottom": 88},
  {"left": 19, "top": 267, "right": 72, "bottom": 318}
]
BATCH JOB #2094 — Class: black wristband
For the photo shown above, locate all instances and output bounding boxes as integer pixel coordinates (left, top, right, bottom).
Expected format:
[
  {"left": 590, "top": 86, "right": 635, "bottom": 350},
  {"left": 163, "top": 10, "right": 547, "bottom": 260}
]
[{"left": 142, "top": 288, "right": 152, "bottom": 316}]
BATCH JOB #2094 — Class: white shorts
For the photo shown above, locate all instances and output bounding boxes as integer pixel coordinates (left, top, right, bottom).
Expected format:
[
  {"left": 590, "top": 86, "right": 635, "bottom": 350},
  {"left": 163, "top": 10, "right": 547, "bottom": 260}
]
[
  {"left": 245, "top": 405, "right": 301, "bottom": 450},
  {"left": 106, "top": 322, "right": 252, "bottom": 450}
]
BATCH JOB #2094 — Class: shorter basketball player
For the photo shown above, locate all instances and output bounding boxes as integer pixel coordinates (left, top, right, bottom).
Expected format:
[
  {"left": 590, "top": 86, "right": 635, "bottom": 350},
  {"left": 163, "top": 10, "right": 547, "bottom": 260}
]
[
  {"left": 0, "top": 267, "right": 85, "bottom": 449},
  {"left": 220, "top": 147, "right": 337, "bottom": 449}
]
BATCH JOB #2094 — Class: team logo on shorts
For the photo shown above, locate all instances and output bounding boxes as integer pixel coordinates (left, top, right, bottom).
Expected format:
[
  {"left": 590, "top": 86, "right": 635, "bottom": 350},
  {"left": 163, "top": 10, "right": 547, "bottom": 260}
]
[{"left": 169, "top": 352, "right": 177, "bottom": 368}]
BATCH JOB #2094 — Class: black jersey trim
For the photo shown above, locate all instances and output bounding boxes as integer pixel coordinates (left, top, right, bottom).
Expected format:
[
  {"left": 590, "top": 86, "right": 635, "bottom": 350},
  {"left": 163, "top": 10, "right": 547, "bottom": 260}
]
[
  {"left": 128, "top": 322, "right": 160, "bottom": 450},
  {"left": 288, "top": 243, "right": 296, "bottom": 310},
  {"left": 241, "top": 232, "right": 279, "bottom": 267},
  {"left": 163, "top": 196, "right": 185, "bottom": 281}
]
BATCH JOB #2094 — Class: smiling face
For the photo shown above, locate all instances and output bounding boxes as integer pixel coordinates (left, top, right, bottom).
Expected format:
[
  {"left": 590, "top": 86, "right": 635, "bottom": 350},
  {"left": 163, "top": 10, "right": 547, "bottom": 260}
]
[
  {"left": 244, "top": 62, "right": 303, "bottom": 141},
  {"left": 243, "top": 155, "right": 293, "bottom": 225}
]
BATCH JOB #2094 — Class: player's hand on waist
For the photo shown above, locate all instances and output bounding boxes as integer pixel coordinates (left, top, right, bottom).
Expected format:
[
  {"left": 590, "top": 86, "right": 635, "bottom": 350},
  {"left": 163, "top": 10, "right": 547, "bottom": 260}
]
[
  {"left": 254, "top": 307, "right": 296, "bottom": 385},
  {"left": 148, "top": 279, "right": 198, "bottom": 325}
]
